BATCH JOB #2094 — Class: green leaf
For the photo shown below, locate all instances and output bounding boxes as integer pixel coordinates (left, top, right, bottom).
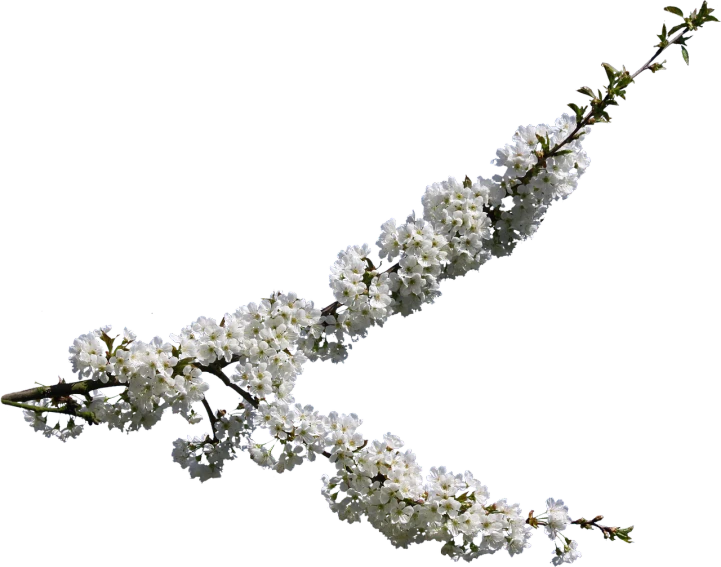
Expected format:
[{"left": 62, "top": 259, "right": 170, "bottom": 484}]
[
  {"left": 705, "top": 14, "right": 719, "bottom": 21},
  {"left": 681, "top": 45, "right": 689, "bottom": 64},
  {"left": 649, "top": 61, "right": 666, "bottom": 73},
  {"left": 577, "top": 86, "right": 595, "bottom": 98},
  {"left": 668, "top": 22, "right": 687, "bottom": 34},
  {"left": 463, "top": 175, "right": 472, "bottom": 188},
  {"left": 700, "top": 1, "right": 709, "bottom": 15},
  {"left": 567, "top": 103, "right": 586, "bottom": 124},
  {"left": 535, "top": 133, "right": 549, "bottom": 151},
  {"left": 593, "top": 110, "right": 613, "bottom": 124},
  {"left": 554, "top": 149, "right": 573, "bottom": 156},
  {"left": 601, "top": 62, "right": 618, "bottom": 83},
  {"left": 660, "top": 23, "right": 668, "bottom": 39},
  {"left": 664, "top": 6, "right": 684, "bottom": 17}
]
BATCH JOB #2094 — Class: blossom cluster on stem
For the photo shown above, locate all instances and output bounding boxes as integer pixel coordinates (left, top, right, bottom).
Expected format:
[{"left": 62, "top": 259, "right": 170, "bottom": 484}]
[
  {"left": 10, "top": 111, "right": 600, "bottom": 564},
  {"left": 14, "top": 0, "right": 713, "bottom": 553}
]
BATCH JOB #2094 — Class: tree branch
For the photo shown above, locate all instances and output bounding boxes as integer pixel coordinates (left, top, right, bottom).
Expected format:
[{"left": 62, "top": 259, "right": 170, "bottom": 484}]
[
  {"left": 201, "top": 363, "right": 260, "bottom": 409},
  {"left": 2, "top": 377, "right": 126, "bottom": 405},
  {"left": 321, "top": 301, "right": 341, "bottom": 318}
]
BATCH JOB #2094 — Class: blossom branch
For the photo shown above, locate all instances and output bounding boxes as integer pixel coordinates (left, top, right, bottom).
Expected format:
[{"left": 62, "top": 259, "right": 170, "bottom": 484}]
[
  {"left": 0, "top": 4, "right": 715, "bottom": 564},
  {"left": 1, "top": 376, "right": 124, "bottom": 405}
]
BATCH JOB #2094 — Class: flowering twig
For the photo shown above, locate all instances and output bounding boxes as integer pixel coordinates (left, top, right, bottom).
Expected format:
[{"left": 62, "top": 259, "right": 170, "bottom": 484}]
[
  {"left": 1, "top": 3, "right": 716, "bottom": 565},
  {"left": 571, "top": 515, "right": 634, "bottom": 543},
  {"left": 480, "top": 2, "right": 718, "bottom": 215}
]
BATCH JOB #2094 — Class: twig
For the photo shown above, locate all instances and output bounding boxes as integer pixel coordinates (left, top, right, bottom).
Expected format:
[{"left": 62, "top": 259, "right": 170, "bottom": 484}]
[
  {"left": 1, "top": 400, "right": 75, "bottom": 415},
  {"left": 199, "top": 357, "right": 260, "bottom": 409},
  {"left": 3, "top": 399, "right": 99, "bottom": 425},
  {"left": 200, "top": 398, "right": 218, "bottom": 439},
  {"left": 483, "top": 23, "right": 693, "bottom": 213}
]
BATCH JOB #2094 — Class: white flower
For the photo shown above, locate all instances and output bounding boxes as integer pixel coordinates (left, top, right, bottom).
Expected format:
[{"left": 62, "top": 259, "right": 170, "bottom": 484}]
[
  {"left": 377, "top": 219, "right": 401, "bottom": 260},
  {"left": 368, "top": 489, "right": 394, "bottom": 518},
  {"left": 249, "top": 374, "right": 273, "bottom": 398},
  {"left": 388, "top": 499, "right": 413, "bottom": 524},
  {"left": 230, "top": 362, "right": 256, "bottom": 388},
  {"left": 368, "top": 280, "right": 390, "bottom": 308},
  {"left": 552, "top": 539, "right": 581, "bottom": 565},
  {"left": 219, "top": 337, "right": 240, "bottom": 362},
  {"left": 249, "top": 341, "right": 276, "bottom": 363},
  {"left": 439, "top": 497, "right": 461, "bottom": 518},
  {"left": 545, "top": 498, "right": 571, "bottom": 539},
  {"left": 481, "top": 514, "right": 506, "bottom": 552},
  {"left": 294, "top": 421, "right": 317, "bottom": 445},
  {"left": 276, "top": 444, "right": 304, "bottom": 473},
  {"left": 268, "top": 419, "right": 293, "bottom": 440},
  {"left": 494, "top": 142, "right": 538, "bottom": 177},
  {"left": 553, "top": 113, "right": 577, "bottom": 140},
  {"left": 445, "top": 516, "right": 462, "bottom": 537},
  {"left": 197, "top": 341, "right": 221, "bottom": 364},
  {"left": 514, "top": 124, "right": 543, "bottom": 149}
]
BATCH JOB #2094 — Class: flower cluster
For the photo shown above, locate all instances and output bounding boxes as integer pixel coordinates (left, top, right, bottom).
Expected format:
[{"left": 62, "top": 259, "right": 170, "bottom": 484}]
[
  {"left": 23, "top": 113, "right": 596, "bottom": 565},
  {"left": 541, "top": 498, "right": 580, "bottom": 565},
  {"left": 23, "top": 400, "right": 83, "bottom": 442},
  {"left": 174, "top": 292, "right": 320, "bottom": 373},
  {"left": 489, "top": 116, "right": 591, "bottom": 256},
  {"left": 67, "top": 326, "right": 209, "bottom": 431},
  {"left": 169, "top": 403, "right": 255, "bottom": 483},
  {"left": 553, "top": 539, "right": 582, "bottom": 566},
  {"left": 245, "top": 399, "right": 365, "bottom": 474},
  {"left": 312, "top": 244, "right": 394, "bottom": 360},
  {"left": 421, "top": 178, "right": 494, "bottom": 279},
  {"left": 68, "top": 327, "right": 118, "bottom": 381},
  {"left": 340, "top": 114, "right": 589, "bottom": 322},
  {"left": 377, "top": 216, "right": 448, "bottom": 315},
  {"left": 78, "top": 363, "right": 209, "bottom": 432},
  {"left": 170, "top": 434, "right": 235, "bottom": 483},
  {"left": 321, "top": 434, "right": 533, "bottom": 560}
]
